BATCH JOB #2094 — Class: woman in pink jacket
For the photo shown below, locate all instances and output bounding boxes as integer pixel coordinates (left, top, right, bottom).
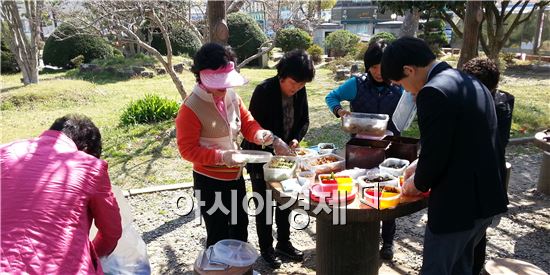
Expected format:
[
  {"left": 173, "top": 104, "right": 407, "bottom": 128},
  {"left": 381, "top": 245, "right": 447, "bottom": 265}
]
[{"left": 1, "top": 114, "right": 122, "bottom": 274}]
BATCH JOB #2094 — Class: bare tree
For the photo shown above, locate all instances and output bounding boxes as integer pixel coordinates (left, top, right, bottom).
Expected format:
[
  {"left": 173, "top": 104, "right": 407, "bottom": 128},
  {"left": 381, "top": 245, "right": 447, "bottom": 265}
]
[
  {"left": 1, "top": 0, "right": 43, "bottom": 84},
  {"left": 226, "top": 0, "right": 247, "bottom": 14},
  {"left": 237, "top": 40, "right": 274, "bottom": 69},
  {"left": 72, "top": 1, "right": 205, "bottom": 100},
  {"left": 378, "top": 1, "right": 548, "bottom": 65},
  {"left": 399, "top": 7, "right": 420, "bottom": 37},
  {"left": 479, "top": 1, "right": 548, "bottom": 64},
  {"left": 208, "top": 0, "right": 228, "bottom": 44},
  {"left": 458, "top": 1, "right": 482, "bottom": 68},
  {"left": 532, "top": 3, "right": 547, "bottom": 55}
]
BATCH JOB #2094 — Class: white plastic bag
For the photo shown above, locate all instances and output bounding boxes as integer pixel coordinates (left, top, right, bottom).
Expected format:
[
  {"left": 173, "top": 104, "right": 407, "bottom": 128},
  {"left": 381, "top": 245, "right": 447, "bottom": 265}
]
[
  {"left": 90, "top": 186, "right": 151, "bottom": 275},
  {"left": 392, "top": 91, "right": 417, "bottom": 133},
  {"left": 100, "top": 225, "right": 151, "bottom": 275}
]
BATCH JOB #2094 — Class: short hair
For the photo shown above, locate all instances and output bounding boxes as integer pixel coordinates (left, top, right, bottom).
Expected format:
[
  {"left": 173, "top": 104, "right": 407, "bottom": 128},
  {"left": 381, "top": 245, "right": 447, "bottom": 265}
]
[
  {"left": 462, "top": 57, "right": 500, "bottom": 91},
  {"left": 49, "top": 114, "right": 102, "bottom": 158},
  {"left": 276, "top": 49, "right": 315, "bottom": 83},
  {"left": 191, "top": 43, "right": 237, "bottom": 84},
  {"left": 363, "top": 40, "right": 388, "bottom": 71},
  {"left": 381, "top": 37, "right": 436, "bottom": 81}
]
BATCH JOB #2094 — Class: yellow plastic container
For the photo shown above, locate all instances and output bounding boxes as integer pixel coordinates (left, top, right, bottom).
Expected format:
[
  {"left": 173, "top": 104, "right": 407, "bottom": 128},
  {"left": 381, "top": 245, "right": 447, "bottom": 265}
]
[
  {"left": 336, "top": 177, "right": 353, "bottom": 193},
  {"left": 363, "top": 187, "right": 402, "bottom": 209}
]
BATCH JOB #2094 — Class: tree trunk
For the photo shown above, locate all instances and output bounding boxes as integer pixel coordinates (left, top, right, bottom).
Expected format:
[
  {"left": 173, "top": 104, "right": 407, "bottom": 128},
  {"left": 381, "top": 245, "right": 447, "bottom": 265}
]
[
  {"left": 399, "top": 7, "right": 420, "bottom": 37},
  {"left": 51, "top": 9, "right": 58, "bottom": 27},
  {"left": 237, "top": 40, "right": 274, "bottom": 69},
  {"left": 2, "top": 0, "right": 41, "bottom": 84},
  {"left": 533, "top": 6, "right": 545, "bottom": 55},
  {"left": 226, "top": 0, "right": 245, "bottom": 14},
  {"left": 165, "top": 66, "right": 187, "bottom": 100},
  {"left": 458, "top": 1, "right": 482, "bottom": 69},
  {"left": 207, "top": 0, "right": 228, "bottom": 45},
  {"left": 481, "top": 1, "right": 539, "bottom": 67}
]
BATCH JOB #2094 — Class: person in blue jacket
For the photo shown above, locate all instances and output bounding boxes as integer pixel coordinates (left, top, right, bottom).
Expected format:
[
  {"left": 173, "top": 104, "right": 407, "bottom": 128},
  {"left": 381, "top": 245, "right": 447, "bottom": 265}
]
[
  {"left": 325, "top": 40, "right": 403, "bottom": 136},
  {"left": 325, "top": 40, "right": 403, "bottom": 260}
]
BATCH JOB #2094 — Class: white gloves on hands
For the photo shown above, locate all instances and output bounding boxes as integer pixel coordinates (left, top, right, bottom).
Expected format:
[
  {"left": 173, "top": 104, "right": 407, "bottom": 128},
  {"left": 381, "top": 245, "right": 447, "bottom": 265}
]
[
  {"left": 402, "top": 173, "right": 422, "bottom": 196},
  {"left": 222, "top": 150, "right": 245, "bottom": 167},
  {"left": 289, "top": 139, "right": 299, "bottom": 149},
  {"left": 272, "top": 137, "right": 294, "bottom": 156},
  {"left": 337, "top": 108, "right": 351, "bottom": 118},
  {"left": 404, "top": 159, "right": 418, "bottom": 181},
  {"left": 254, "top": 130, "right": 274, "bottom": 146}
]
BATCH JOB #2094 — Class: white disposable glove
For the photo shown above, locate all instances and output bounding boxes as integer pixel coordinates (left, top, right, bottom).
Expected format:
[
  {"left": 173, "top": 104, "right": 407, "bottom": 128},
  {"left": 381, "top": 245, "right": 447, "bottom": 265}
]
[
  {"left": 289, "top": 139, "right": 299, "bottom": 149},
  {"left": 337, "top": 108, "right": 351, "bottom": 118},
  {"left": 402, "top": 174, "right": 422, "bottom": 196},
  {"left": 272, "top": 137, "right": 294, "bottom": 156},
  {"left": 222, "top": 150, "right": 245, "bottom": 167},
  {"left": 404, "top": 159, "right": 418, "bottom": 181},
  {"left": 254, "top": 130, "right": 274, "bottom": 146}
]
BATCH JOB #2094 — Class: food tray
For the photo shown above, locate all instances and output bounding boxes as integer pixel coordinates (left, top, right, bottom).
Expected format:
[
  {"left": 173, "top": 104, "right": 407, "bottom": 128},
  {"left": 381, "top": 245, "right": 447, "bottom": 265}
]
[
  {"left": 263, "top": 156, "right": 297, "bottom": 182},
  {"left": 341, "top": 112, "right": 389, "bottom": 137},
  {"left": 317, "top": 143, "right": 336, "bottom": 154},
  {"left": 379, "top": 158, "right": 410, "bottom": 177},
  {"left": 210, "top": 239, "right": 258, "bottom": 267},
  {"left": 359, "top": 185, "right": 402, "bottom": 210},
  {"left": 232, "top": 150, "right": 272, "bottom": 163},
  {"left": 308, "top": 183, "right": 358, "bottom": 204},
  {"left": 318, "top": 174, "right": 354, "bottom": 193},
  {"left": 304, "top": 153, "right": 345, "bottom": 175},
  {"left": 357, "top": 172, "right": 398, "bottom": 188},
  {"left": 293, "top": 148, "right": 318, "bottom": 158}
]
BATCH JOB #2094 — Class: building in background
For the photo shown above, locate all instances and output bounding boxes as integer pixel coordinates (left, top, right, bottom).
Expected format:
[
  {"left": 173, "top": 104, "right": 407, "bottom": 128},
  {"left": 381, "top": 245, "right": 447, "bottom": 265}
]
[{"left": 331, "top": 0, "right": 402, "bottom": 41}]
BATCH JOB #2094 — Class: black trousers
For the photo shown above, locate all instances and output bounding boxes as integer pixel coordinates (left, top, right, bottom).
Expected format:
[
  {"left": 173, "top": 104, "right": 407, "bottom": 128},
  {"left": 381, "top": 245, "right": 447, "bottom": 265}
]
[
  {"left": 472, "top": 234, "right": 487, "bottom": 275},
  {"left": 421, "top": 217, "right": 492, "bottom": 275},
  {"left": 250, "top": 171, "right": 291, "bottom": 253},
  {"left": 193, "top": 172, "right": 248, "bottom": 248},
  {"left": 382, "top": 219, "right": 396, "bottom": 245}
]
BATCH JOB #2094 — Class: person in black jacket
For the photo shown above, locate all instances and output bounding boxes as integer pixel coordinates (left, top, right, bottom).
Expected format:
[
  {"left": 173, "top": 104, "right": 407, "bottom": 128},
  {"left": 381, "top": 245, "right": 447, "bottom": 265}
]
[
  {"left": 241, "top": 49, "right": 315, "bottom": 268},
  {"left": 381, "top": 37, "right": 508, "bottom": 274},
  {"left": 462, "top": 57, "right": 514, "bottom": 275}
]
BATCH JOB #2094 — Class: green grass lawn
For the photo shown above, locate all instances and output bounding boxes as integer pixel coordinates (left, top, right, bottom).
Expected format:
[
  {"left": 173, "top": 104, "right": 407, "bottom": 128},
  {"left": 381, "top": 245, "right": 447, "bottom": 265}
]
[{"left": 1, "top": 64, "right": 548, "bottom": 188}]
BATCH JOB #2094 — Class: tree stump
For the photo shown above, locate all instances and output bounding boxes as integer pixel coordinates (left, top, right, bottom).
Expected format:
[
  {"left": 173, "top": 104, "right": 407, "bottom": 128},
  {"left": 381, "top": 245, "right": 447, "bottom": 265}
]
[{"left": 336, "top": 69, "right": 350, "bottom": 81}]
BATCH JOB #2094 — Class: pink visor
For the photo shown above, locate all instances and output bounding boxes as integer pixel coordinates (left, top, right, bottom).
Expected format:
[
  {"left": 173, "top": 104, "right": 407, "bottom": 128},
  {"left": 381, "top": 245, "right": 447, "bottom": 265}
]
[{"left": 199, "top": 61, "right": 248, "bottom": 89}]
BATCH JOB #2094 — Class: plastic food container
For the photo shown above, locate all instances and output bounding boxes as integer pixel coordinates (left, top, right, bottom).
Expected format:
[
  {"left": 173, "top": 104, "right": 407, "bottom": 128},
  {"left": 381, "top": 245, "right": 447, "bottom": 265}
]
[
  {"left": 318, "top": 174, "right": 353, "bottom": 193},
  {"left": 305, "top": 153, "right": 345, "bottom": 175},
  {"left": 341, "top": 112, "right": 389, "bottom": 137},
  {"left": 335, "top": 168, "right": 366, "bottom": 179},
  {"left": 231, "top": 150, "right": 272, "bottom": 163},
  {"left": 298, "top": 170, "right": 316, "bottom": 185},
  {"left": 317, "top": 143, "right": 336, "bottom": 154},
  {"left": 209, "top": 239, "right": 259, "bottom": 267},
  {"left": 280, "top": 178, "right": 303, "bottom": 193},
  {"left": 357, "top": 172, "right": 398, "bottom": 188},
  {"left": 379, "top": 158, "right": 410, "bottom": 177},
  {"left": 362, "top": 185, "right": 402, "bottom": 209},
  {"left": 263, "top": 156, "right": 297, "bottom": 182},
  {"left": 293, "top": 148, "right": 318, "bottom": 158}
]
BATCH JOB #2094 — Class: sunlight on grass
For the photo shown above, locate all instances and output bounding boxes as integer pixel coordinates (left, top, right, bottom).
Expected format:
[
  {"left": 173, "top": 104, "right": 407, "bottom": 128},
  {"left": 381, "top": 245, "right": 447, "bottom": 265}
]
[{"left": 1, "top": 63, "right": 548, "bottom": 188}]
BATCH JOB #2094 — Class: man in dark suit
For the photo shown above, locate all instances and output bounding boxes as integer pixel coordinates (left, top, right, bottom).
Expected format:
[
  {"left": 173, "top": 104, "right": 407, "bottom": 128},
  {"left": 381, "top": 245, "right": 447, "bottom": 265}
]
[{"left": 380, "top": 37, "right": 508, "bottom": 274}]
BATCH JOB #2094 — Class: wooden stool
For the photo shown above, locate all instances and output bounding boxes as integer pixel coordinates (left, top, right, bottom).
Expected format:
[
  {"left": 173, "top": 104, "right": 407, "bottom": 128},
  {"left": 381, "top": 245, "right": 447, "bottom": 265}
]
[{"left": 484, "top": 258, "right": 548, "bottom": 275}]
